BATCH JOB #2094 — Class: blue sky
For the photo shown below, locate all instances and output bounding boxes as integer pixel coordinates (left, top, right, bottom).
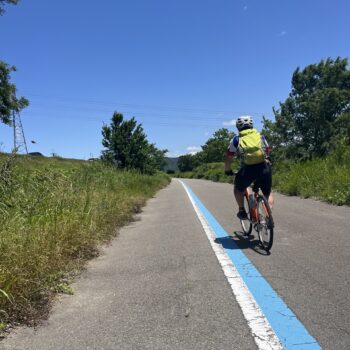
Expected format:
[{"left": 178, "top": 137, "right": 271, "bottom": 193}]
[{"left": 1, "top": 0, "right": 349, "bottom": 158}]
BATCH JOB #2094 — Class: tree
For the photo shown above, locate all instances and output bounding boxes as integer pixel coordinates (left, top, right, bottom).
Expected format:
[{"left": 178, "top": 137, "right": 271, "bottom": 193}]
[
  {"left": 177, "top": 128, "right": 235, "bottom": 172},
  {"left": 0, "top": 0, "right": 19, "bottom": 15},
  {"left": 264, "top": 57, "right": 350, "bottom": 160},
  {"left": 334, "top": 111, "right": 350, "bottom": 145},
  {"left": 147, "top": 143, "right": 168, "bottom": 172},
  {"left": 178, "top": 154, "right": 194, "bottom": 172},
  {"left": 101, "top": 112, "right": 167, "bottom": 174},
  {"left": 200, "top": 128, "right": 235, "bottom": 163},
  {"left": 0, "top": 61, "right": 29, "bottom": 125},
  {"left": 1, "top": 1, "right": 28, "bottom": 125}
]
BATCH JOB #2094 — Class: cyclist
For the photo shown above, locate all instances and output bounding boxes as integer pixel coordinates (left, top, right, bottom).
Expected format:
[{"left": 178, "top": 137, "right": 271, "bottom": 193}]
[{"left": 224, "top": 116, "right": 274, "bottom": 220}]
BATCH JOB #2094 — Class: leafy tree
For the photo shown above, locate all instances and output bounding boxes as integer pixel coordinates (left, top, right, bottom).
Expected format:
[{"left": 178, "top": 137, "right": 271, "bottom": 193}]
[
  {"left": 177, "top": 128, "right": 235, "bottom": 172},
  {"left": 178, "top": 154, "right": 194, "bottom": 172},
  {"left": 334, "top": 111, "right": 350, "bottom": 145},
  {"left": 0, "top": 61, "right": 29, "bottom": 125},
  {"left": 265, "top": 57, "right": 350, "bottom": 160},
  {"left": 200, "top": 128, "right": 235, "bottom": 163},
  {"left": 0, "top": 0, "right": 19, "bottom": 15},
  {"left": 147, "top": 143, "right": 168, "bottom": 172},
  {"left": 101, "top": 112, "right": 167, "bottom": 174}
]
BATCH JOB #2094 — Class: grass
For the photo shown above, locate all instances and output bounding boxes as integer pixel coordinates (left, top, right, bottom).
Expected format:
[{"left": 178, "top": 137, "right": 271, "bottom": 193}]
[
  {"left": 273, "top": 144, "right": 350, "bottom": 205},
  {"left": 0, "top": 154, "right": 170, "bottom": 330}
]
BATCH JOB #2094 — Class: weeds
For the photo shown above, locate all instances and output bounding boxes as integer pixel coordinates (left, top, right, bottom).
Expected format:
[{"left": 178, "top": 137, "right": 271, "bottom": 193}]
[{"left": 0, "top": 154, "right": 169, "bottom": 329}]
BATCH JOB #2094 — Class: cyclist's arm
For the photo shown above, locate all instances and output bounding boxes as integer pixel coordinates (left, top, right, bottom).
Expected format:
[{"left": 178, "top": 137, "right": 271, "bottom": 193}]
[
  {"left": 261, "top": 134, "right": 271, "bottom": 156},
  {"left": 224, "top": 150, "right": 235, "bottom": 173},
  {"left": 225, "top": 137, "right": 237, "bottom": 173}
]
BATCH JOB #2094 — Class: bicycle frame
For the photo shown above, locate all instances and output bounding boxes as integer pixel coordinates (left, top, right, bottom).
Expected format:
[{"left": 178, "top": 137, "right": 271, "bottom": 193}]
[{"left": 244, "top": 187, "right": 259, "bottom": 223}]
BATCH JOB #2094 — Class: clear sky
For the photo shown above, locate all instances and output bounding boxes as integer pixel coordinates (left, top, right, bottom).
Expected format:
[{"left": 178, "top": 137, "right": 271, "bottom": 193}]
[{"left": 1, "top": 0, "right": 349, "bottom": 159}]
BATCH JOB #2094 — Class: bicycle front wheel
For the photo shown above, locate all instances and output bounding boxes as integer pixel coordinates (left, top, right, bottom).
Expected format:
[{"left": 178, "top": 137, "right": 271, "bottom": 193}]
[
  {"left": 256, "top": 195, "right": 274, "bottom": 251},
  {"left": 240, "top": 194, "right": 252, "bottom": 235}
]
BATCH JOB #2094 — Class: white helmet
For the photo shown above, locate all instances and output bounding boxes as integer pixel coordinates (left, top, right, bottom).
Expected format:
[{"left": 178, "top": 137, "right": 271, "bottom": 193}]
[{"left": 236, "top": 115, "right": 253, "bottom": 131}]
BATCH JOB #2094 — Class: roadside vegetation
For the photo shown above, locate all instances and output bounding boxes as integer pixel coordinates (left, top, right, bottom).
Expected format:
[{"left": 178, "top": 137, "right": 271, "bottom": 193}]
[
  {"left": 0, "top": 154, "right": 169, "bottom": 331},
  {"left": 175, "top": 58, "right": 350, "bottom": 206},
  {"left": 272, "top": 142, "right": 350, "bottom": 205}
]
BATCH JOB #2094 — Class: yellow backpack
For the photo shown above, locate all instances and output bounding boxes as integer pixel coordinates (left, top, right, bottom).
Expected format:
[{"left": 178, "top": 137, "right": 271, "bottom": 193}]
[{"left": 238, "top": 129, "right": 265, "bottom": 165}]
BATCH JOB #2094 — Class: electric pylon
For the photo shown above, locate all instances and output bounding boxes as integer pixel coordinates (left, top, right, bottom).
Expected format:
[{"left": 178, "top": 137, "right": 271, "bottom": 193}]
[{"left": 12, "top": 111, "right": 28, "bottom": 154}]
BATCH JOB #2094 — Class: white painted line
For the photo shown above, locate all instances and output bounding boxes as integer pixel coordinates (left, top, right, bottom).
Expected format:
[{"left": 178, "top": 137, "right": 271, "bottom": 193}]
[{"left": 179, "top": 180, "right": 283, "bottom": 350}]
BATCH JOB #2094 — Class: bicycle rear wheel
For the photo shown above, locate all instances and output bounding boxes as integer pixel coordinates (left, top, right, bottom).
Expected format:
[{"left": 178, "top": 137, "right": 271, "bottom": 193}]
[
  {"left": 256, "top": 195, "right": 274, "bottom": 251},
  {"left": 240, "top": 194, "right": 252, "bottom": 235}
]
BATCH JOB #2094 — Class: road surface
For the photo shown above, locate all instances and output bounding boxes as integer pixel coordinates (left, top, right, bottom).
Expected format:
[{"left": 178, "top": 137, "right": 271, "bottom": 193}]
[{"left": 1, "top": 179, "right": 349, "bottom": 350}]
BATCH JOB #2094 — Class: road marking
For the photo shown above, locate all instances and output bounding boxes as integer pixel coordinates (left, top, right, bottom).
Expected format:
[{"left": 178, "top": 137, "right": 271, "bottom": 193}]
[{"left": 179, "top": 180, "right": 321, "bottom": 350}]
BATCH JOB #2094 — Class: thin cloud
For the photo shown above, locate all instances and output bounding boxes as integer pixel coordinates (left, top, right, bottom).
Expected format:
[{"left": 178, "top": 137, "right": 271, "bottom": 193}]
[
  {"left": 166, "top": 151, "right": 181, "bottom": 158},
  {"left": 243, "top": 5, "right": 248, "bottom": 11},
  {"left": 186, "top": 146, "right": 201, "bottom": 155},
  {"left": 278, "top": 31, "right": 287, "bottom": 37},
  {"left": 223, "top": 119, "right": 236, "bottom": 126}
]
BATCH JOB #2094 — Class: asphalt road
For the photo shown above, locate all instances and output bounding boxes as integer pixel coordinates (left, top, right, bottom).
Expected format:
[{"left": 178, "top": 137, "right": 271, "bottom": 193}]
[{"left": 1, "top": 179, "right": 350, "bottom": 350}]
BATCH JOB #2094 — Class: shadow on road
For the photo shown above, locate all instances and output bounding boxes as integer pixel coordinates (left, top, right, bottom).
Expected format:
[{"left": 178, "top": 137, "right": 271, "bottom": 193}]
[{"left": 214, "top": 233, "right": 269, "bottom": 256}]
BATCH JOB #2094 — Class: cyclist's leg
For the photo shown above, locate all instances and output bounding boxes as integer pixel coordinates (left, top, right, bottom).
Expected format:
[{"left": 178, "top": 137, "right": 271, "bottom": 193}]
[
  {"left": 234, "top": 187, "right": 245, "bottom": 208},
  {"left": 268, "top": 193, "right": 274, "bottom": 209},
  {"left": 234, "top": 167, "right": 255, "bottom": 217},
  {"left": 256, "top": 162, "right": 273, "bottom": 208}
]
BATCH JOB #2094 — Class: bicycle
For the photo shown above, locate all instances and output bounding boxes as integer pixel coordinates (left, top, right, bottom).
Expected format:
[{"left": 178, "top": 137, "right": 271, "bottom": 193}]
[
  {"left": 235, "top": 175, "right": 274, "bottom": 252},
  {"left": 230, "top": 171, "right": 275, "bottom": 252}
]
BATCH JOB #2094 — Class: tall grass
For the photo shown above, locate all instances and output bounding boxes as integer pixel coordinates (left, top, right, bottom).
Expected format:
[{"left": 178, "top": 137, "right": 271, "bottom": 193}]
[
  {"left": 0, "top": 154, "right": 169, "bottom": 329},
  {"left": 273, "top": 143, "right": 350, "bottom": 205}
]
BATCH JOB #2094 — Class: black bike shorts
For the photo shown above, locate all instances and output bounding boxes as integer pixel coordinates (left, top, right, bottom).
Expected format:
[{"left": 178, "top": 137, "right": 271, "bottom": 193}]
[{"left": 234, "top": 162, "right": 272, "bottom": 197}]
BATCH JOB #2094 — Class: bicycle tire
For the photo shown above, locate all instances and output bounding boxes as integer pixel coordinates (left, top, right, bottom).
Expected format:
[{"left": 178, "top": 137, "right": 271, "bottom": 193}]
[
  {"left": 256, "top": 195, "right": 274, "bottom": 251},
  {"left": 240, "top": 194, "right": 252, "bottom": 235}
]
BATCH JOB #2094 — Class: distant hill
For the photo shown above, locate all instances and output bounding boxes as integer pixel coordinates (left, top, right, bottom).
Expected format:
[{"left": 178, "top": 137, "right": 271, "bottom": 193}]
[{"left": 164, "top": 157, "right": 179, "bottom": 172}]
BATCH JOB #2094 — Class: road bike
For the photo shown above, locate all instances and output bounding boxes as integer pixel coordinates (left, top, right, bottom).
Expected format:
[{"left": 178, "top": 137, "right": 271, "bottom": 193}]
[{"left": 236, "top": 177, "right": 274, "bottom": 252}]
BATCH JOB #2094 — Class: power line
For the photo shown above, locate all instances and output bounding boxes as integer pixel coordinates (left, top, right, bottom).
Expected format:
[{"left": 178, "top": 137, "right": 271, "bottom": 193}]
[
  {"left": 22, "top": 104, "right": 269, "bottom": 127},
  {"left": 24, "top": 106, "right": 232, "bottom": 122},
  {"left": 22, "top": 92, "right": 269, "bottom": 116},
  {"left": 21, "top": 112, "right": 227, "bottom": 128}
]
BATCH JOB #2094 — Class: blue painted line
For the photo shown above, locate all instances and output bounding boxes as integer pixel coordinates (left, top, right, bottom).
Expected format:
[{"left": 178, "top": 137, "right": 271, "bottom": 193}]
[{"left": 184, "top": 183, "right": 321, "bottom": 350}]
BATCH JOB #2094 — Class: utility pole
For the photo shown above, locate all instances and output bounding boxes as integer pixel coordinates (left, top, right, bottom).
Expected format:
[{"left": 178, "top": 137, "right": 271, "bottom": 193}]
[{"left": 12, "top": 111, "right": 28, "bottom": 154}]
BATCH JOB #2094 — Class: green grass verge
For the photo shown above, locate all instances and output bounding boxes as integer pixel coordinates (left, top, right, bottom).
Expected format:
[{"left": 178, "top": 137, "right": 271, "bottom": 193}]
[
  {"left": 273, "top": 147, "right": 350, "bottom": 205},
  {"left": 0, "top": 154, "right": 170, "bottom": 329}
]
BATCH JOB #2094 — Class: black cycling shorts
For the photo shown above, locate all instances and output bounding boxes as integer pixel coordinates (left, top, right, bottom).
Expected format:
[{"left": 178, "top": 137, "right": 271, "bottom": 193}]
[{"left": 234, "top": 162, "right": 272, "bottom": 197}]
